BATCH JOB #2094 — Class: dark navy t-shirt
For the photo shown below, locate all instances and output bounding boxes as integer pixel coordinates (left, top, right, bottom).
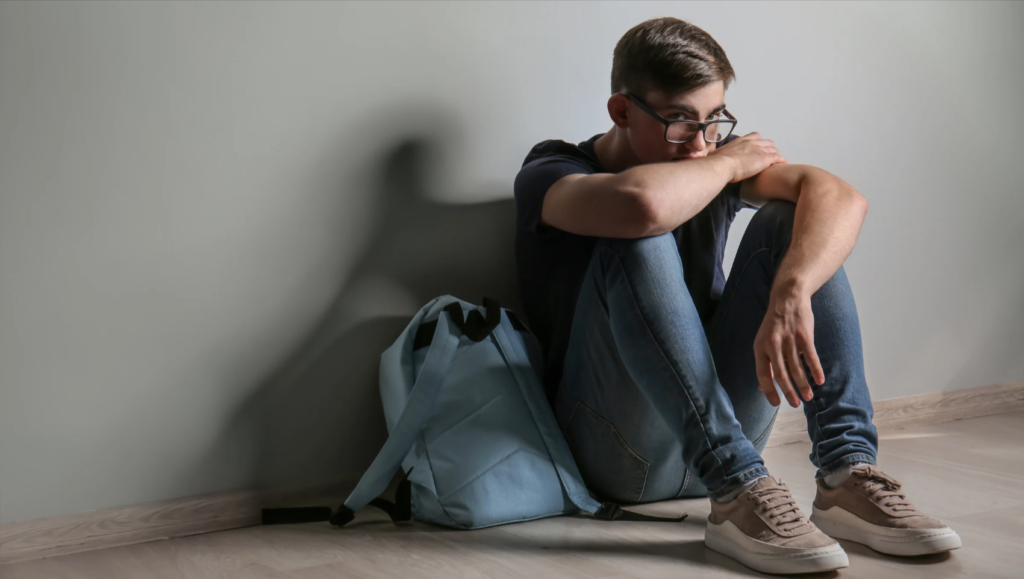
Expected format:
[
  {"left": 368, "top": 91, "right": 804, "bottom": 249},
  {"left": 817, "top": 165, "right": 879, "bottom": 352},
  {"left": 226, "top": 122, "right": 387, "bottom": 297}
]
[{"left": 513, "top": 132, "right": 757, "bottom": 404}]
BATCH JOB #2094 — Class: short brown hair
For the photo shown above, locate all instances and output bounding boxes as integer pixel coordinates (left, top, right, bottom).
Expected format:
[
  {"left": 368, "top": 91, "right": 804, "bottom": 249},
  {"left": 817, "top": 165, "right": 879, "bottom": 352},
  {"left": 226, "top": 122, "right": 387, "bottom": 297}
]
[{"left": 611, "top": 17, "right": 736, "bottom": 99}]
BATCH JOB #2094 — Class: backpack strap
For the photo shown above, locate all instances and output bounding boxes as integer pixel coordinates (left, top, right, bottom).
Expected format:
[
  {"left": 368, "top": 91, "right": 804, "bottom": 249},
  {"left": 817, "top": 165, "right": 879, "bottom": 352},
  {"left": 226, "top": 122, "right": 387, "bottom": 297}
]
[
  {"left": 490, "top": 311, "right": 599, "bottom": 513},
  {"left": 262, "top": 305, "right": 461, "bottom": 527},
  {"left": 330, "top": 308, "right": 461, "bottom": 524},
  {"left": 490, "top": 305, "right": 687, "bottom": 524}
]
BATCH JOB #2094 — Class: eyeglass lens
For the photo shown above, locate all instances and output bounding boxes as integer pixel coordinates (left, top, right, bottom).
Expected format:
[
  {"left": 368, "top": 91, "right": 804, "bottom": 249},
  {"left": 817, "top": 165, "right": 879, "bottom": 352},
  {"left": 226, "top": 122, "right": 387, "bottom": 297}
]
[{"left": 666, "top": 120, "right": 735, "bottom": 143}]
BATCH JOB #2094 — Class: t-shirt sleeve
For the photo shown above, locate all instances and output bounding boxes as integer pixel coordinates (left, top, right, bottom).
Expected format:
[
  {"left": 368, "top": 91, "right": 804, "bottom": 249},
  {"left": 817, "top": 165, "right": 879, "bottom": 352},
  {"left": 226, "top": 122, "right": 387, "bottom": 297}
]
[
  {"left": 726, "top": 179, "right": 762, "bottom": 214},
  {"left": 514, "top": 155, "right": 595, "bottom": 236},
  {"left": 716, "top": 134, "right": 761, "bottom": 214}
]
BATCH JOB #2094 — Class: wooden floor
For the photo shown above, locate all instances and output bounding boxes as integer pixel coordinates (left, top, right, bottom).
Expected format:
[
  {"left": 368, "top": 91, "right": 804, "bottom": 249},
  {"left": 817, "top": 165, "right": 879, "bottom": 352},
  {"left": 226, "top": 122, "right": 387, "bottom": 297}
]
[{"left": 3, "top": 412, "right": 1022, "bottom": 579}]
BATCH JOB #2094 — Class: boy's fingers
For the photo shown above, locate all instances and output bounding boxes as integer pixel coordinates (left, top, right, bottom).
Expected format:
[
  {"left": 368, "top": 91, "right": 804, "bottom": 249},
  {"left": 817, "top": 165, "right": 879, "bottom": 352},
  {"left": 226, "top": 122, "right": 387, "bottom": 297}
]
[
  {"left": 786, "top": 339, "right": 813, "bottom": 401},
  {"left": 801, "top": 336, "right": 825, "bottom": 386},
  {"left": 755, "top": 351, "right": 780, "bottom": 407},
  {"left": 771, "top": 348, "right": 800, "bottom": 407}
]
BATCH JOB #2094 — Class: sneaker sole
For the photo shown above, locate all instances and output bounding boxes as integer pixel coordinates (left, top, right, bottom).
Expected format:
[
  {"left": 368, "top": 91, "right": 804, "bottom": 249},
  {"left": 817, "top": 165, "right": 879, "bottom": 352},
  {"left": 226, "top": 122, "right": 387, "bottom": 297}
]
[
  {"left": 810, "top": 506, "right": 962, "bottom": 556},
  {"left": 705, "top": 521, "right": 849, "bottom": 575}
]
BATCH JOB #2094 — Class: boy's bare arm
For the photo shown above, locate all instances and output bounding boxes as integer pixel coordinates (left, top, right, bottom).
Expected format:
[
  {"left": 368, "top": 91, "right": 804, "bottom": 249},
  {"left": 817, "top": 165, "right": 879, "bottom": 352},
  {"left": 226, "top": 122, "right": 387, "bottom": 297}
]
[
  {"left": 622, "top": 132, "right": 787, "bottom": 235},
  {"left": 736, "top": 161, "right": 870, "bottom": 409}
]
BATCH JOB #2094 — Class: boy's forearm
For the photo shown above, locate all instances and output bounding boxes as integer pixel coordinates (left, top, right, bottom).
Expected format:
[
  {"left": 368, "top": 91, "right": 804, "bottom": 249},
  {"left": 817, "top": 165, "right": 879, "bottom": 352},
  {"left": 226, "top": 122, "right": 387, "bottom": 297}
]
[
  {"left": 620, "top": 155, "right": 737, "bottom": 236},
  {"left": 772, "top": 172, "right": 869, "bottom": 302}
]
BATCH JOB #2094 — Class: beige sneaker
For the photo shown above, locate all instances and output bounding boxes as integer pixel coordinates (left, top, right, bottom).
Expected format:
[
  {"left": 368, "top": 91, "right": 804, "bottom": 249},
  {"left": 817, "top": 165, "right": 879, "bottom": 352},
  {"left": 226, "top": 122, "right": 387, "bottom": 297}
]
[
  {"left": 705, "top": 476, "right": 849, "bottom": 574},
  {"left": 810, "top": 464, "right": 962, "bottom": 556}
]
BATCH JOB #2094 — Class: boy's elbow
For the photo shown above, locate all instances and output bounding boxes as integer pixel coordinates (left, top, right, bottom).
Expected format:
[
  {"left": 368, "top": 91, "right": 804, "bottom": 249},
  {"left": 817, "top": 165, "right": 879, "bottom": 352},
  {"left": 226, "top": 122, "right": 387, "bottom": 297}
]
[
  {"left": 850, "top": 190, "right": 869, "bottom": 217},
  {"left": 625, "top": 187, "right": 671, "bottom": 238},
  {"left": 641, "top": 206, "right": 676, "bottom": 237},
  {"left": 617, "top": 175, "right": 680, "bottom": 238}
]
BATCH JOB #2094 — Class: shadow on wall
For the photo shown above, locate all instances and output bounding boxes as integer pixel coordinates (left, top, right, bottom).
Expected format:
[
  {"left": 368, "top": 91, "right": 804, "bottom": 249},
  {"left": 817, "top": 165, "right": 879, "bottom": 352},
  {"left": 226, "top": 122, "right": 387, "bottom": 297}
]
[{"left": 188, "top": 112, "right": 525, "bottom": 497}]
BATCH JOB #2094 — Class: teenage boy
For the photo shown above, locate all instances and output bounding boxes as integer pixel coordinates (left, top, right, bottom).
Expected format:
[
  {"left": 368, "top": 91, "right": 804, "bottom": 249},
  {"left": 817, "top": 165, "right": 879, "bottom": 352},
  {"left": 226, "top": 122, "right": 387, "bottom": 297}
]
[{"left": 513, "top": 16, "right": 960, "bottom": 575}]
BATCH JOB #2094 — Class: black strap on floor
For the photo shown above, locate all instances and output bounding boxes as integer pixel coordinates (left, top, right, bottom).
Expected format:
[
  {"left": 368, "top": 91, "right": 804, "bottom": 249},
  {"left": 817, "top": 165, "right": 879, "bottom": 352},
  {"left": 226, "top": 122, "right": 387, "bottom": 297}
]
[
  {"left": 261, "top": 505, "right": 333, "bottom": 525},
  {"left": 594, "top": 502, "right": 688, "bottom": 522},
  {"left": 261, "top": 471, "right": 413, "bottom": 527}
]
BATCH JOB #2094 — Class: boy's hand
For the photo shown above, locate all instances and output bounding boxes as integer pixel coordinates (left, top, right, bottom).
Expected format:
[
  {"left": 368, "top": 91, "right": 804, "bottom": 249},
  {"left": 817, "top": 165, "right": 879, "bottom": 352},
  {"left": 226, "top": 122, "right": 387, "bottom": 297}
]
[
  {"left": 753, "top": 290, "right": 825, "bottom": 407},
  {"left": 709, "top": 131, "right": 788, "bottom": 183}
]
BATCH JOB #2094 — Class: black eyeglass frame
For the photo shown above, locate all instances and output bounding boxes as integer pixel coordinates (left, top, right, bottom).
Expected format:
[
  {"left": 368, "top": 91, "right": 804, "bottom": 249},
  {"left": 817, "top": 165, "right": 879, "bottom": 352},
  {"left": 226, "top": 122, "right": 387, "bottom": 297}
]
[{"left": 622, "top": 92, "right": 738, "bottom": 144}]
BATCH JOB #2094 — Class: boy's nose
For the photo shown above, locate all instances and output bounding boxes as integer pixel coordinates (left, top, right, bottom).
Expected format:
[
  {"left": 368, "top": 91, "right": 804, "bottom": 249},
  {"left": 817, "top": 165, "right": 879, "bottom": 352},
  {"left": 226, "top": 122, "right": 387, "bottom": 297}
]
[{"left": 682, "top": 130, "right": 708, "bottom": 154}]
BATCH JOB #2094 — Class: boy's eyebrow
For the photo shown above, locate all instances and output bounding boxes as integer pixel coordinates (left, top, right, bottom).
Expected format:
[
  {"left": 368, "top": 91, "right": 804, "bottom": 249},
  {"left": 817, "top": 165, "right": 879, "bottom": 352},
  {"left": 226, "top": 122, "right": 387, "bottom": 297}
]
[{"left": 666, "top": 103, "right": 727, "bottom": 114}]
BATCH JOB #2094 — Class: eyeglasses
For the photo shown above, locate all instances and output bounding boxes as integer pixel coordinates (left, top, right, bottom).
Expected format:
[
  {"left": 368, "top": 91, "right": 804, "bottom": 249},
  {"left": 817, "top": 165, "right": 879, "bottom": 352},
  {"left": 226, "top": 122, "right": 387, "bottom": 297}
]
[{"left": 622, "top": 92, "right": 737, "bottom": 144}]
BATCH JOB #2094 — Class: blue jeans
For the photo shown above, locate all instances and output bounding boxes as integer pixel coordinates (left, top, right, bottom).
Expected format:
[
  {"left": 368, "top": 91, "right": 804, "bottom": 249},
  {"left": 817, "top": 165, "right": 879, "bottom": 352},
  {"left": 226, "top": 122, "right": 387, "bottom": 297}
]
[{"left": 552, "top": 200, "right": 879, "bottom": 502}]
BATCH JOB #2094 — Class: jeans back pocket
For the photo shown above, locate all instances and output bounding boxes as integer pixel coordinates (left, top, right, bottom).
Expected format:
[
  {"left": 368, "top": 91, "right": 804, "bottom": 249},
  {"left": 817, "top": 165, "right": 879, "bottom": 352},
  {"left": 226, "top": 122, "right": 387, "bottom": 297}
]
[{"left": 561, "top": 400, "right": 650, "bottom": 504}]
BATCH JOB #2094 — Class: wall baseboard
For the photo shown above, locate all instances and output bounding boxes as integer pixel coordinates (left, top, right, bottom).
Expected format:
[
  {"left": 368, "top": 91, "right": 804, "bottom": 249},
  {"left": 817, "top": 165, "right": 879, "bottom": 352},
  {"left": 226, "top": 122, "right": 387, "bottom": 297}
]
[
  {"left": 3, "top": 381, "right": 1022, "bottom": 565},
  {"left": 765, "top": 381, "right": 1024, "bottom": 447},
  {"left": 0, "top": 482, "right": 360, "bottom": 565}
]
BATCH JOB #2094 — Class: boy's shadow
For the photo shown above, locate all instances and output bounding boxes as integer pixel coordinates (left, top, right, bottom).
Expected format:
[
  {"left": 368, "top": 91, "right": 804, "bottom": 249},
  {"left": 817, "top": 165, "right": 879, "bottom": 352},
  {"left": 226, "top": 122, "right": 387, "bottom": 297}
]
[{"left": 191, "top": 113, "right": 526, "bottom": 498}]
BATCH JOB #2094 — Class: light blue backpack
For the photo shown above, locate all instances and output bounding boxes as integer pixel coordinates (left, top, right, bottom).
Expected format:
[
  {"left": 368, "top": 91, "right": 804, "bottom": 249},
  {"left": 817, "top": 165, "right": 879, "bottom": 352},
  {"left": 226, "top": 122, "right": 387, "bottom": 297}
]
[{"left": 263, "top": 296, "right": 686, "bottom": 529}]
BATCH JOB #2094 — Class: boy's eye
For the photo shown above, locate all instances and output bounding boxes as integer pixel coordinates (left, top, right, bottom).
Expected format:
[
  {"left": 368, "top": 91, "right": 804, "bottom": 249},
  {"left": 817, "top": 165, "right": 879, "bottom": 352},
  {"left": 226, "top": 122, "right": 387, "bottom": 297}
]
[{"left": 670, "top": 113, "right": 721, "bottom": 121}]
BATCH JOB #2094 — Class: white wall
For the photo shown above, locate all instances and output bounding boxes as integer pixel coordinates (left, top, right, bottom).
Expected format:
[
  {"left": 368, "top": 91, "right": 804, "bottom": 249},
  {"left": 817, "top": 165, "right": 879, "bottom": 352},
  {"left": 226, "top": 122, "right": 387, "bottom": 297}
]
[{"left": 1, "top": 1, "right": 1021, "bottom": 525}]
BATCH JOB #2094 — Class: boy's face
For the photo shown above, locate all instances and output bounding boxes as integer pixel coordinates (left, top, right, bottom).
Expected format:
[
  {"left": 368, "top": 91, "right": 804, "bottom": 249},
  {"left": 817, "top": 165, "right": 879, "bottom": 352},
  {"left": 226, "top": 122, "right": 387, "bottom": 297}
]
[{"left": 620, "top": 80, "right": 728, "bottom": 165}]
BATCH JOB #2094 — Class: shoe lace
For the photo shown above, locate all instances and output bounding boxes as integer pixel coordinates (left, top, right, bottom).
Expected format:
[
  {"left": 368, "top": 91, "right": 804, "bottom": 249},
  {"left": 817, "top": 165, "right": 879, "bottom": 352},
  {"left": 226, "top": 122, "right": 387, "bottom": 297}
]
[
  {"left": 749, "top": 479, "right": 808, "bottom": 532},
  {"left": 851, "top": 465, "right": 917, "bottom": 512}
]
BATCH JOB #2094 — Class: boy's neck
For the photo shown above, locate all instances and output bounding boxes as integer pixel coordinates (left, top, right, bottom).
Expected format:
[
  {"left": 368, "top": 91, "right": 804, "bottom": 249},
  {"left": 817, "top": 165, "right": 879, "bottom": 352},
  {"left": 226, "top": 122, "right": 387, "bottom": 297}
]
[{"left": 593, "top": 126, "right": 643, "bottom": 174}]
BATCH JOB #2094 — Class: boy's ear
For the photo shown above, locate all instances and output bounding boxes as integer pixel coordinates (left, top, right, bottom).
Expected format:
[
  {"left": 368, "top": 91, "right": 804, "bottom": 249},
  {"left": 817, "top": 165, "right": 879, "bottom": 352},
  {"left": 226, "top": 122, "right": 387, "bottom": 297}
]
[{"left": 607, "top": 94, "right": 630, "bottom": 127}]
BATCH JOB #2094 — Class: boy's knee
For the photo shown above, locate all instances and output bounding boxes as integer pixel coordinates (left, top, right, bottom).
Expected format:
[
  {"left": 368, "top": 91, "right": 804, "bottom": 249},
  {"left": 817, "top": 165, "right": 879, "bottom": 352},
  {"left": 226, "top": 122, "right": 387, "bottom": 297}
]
[
  {"left": 595, "top": 231, "right": 679, "bottom": 266},
  {"left": 747, "top": 199, "right": 796, "bottom": 245}
]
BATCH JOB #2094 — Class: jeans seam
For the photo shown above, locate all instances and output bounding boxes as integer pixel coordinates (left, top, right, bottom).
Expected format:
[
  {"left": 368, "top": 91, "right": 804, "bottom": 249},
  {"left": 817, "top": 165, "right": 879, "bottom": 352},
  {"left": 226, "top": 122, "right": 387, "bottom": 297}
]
[
  {"left": 676, "top": 468, "right": 691, "bottom": 499},
  {"left": 810, "top": 391, "right": 827, "bottom": 468},
  {"left": 752, "top": 406, "right": 779, "bottom": 449},
  {"left": 598, "top": 244, "right": 729, "bottom": 476}
]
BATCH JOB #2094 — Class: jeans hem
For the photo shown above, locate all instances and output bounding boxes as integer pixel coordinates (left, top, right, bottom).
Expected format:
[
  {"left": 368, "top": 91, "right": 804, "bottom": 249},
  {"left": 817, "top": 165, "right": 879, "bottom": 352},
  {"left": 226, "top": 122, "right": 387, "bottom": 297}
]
[
  {"left": 706, "top": 465, "right": 769, "bottom": 500},
  {"left": 814, "top": 453, "right": 876, "bottom": 479}
]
